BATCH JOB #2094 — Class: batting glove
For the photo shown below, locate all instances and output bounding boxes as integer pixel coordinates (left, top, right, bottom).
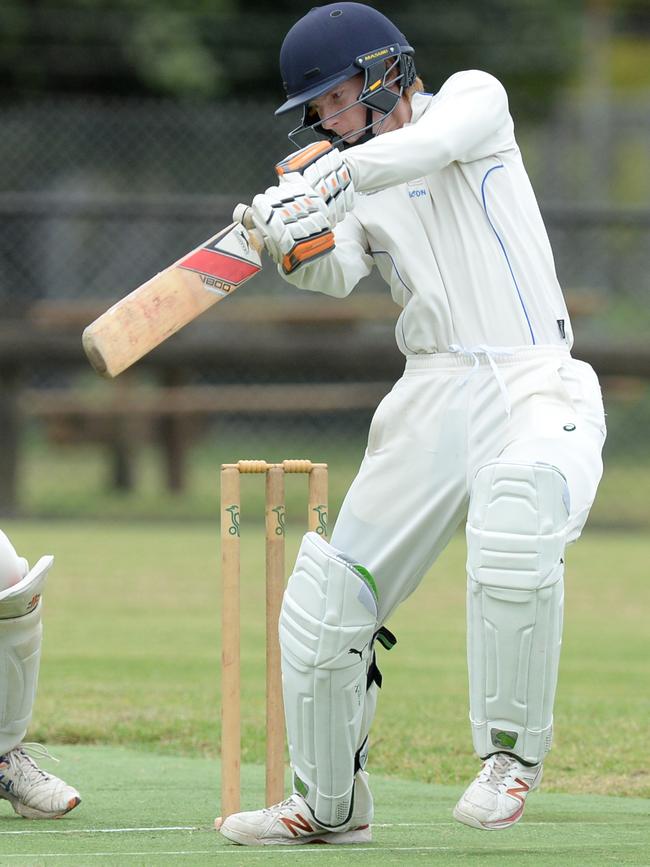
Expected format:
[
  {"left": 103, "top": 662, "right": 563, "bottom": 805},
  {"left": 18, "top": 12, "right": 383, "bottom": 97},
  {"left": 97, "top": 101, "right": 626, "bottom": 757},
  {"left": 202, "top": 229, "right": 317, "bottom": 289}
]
[
  {"left": 250, "top": 181, "right": 334, "bottom": 275},
  {"left": 275, "top": 141, "right": 355, "bottom": 227}
]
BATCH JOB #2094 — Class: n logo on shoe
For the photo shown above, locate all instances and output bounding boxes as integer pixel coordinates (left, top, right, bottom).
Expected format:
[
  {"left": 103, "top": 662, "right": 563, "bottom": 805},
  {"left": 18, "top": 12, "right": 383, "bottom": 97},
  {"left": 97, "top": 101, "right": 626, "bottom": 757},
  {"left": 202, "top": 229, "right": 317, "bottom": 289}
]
[
  {"left": 280, "top": 812, "right": 315, "bottom": 837},
  {"left": 506, "top": 778, "right": 530, "bottom": 805}
]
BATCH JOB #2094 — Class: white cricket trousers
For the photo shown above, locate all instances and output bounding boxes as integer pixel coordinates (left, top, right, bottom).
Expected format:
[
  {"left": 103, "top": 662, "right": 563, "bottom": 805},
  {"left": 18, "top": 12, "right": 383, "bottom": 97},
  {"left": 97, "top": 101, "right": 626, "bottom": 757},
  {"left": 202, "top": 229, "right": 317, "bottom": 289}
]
[{"left": 331, "top": 346, "right": 606, "bottom": 624}]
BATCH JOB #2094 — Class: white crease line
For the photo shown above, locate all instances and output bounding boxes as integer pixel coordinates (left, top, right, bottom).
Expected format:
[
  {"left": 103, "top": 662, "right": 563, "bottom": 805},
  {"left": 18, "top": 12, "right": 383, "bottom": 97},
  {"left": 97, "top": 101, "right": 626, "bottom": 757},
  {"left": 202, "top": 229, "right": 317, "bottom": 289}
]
[
  {"left": 0, "top": 826, "right": 200, "bottom": 836},
  {"left": 0, "top": 853, "right": 215, "bottom": 860},
  {"left": 2, "top": 845, "right": 649, "bottom": 860},
  {"left": 0, "top": 819, "right": 640, "bottom": 837},
  {"left": 0, "top": 849, "right": 450, "bottom": 858},
  {"left": 376, "top": 821, "right": 641, "bottom": 827}
]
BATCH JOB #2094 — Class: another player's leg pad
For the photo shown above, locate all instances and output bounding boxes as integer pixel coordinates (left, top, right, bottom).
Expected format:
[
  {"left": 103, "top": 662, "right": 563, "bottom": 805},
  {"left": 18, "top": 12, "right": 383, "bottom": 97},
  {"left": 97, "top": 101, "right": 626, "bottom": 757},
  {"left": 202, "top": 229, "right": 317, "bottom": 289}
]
[
  {"left": 466, "top": 462, "right": 569, "bottom": 764},
  {"left": 0, "top": 557, "right": 53, "bottom": 753},
  {"left": 279, "top": 532, "right": 379, "bottom": 829}
]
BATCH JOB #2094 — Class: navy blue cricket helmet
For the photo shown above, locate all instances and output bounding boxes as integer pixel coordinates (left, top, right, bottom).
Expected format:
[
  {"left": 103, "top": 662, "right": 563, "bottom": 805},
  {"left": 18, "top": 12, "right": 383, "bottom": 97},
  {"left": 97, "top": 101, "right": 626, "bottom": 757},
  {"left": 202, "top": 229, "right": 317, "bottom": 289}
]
[{"left": 276, "top": 3, "right": 417, "bottom": 147}]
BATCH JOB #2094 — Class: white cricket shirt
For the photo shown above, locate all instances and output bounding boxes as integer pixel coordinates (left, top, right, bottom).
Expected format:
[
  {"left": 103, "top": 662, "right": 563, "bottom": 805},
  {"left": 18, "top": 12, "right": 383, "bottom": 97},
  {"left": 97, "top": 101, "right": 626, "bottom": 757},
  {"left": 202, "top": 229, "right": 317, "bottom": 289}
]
[{"left": 283, "top": 69, "right": 573, "bottom": 355}]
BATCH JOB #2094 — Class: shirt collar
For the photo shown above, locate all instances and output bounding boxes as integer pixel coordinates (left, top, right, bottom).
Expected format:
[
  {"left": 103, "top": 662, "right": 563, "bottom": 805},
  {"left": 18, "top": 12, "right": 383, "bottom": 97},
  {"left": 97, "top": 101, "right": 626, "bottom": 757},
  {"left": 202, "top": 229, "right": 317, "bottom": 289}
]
[{"left": 406, "top": 91, "right": 433, "bottom": 126}]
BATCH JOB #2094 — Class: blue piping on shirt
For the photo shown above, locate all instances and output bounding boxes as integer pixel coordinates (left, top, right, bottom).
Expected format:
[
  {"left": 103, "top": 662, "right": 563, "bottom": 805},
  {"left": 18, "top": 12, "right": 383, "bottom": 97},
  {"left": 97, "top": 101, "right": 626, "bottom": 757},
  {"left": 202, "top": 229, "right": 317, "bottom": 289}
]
[
  {"left": 370, "top": 249, "right": 413, "bottom": 301},
  {"left": 370, "top": 249, "right": 415, "bottom": 352},
  {"left": 480, "top": 164, "right": 536, "bottom": 344}
]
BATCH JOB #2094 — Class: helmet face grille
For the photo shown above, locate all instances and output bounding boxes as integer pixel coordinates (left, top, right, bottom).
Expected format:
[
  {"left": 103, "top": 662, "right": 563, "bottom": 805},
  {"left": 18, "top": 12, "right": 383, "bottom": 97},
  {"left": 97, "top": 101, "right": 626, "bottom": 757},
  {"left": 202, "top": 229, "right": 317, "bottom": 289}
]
[
  {"left": 287, "top": 49, "right": 415, "bottom": 150},
  {"left": 277, "top": 3, "right": 415, "bottom": 115}
]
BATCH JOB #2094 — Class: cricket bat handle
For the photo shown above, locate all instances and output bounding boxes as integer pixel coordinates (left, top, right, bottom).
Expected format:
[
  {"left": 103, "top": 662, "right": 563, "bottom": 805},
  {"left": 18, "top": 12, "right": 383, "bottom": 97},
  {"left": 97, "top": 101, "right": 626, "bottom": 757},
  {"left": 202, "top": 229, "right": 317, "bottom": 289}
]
[{"left": 233, "top": 204, "right": 265, "bottom": 254}]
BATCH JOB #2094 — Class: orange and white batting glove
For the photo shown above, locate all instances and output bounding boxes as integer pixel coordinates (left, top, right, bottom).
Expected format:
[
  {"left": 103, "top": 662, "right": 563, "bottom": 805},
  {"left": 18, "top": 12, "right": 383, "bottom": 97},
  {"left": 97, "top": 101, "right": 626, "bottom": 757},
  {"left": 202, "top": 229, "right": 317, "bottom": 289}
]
[
  {"left": 275, "top": 141, "right": 355, "bottom": 227},
  {"left": 250, "top": 181, "right": 334, "bottom": 275}
]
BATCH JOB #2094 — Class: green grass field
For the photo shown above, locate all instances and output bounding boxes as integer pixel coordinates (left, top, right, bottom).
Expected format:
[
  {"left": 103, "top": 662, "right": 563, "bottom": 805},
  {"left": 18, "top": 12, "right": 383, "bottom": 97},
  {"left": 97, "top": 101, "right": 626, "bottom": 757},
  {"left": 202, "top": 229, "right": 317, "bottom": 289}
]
[
  {"left": 1, "top": 517, "right": 649, "bottom": 864},
  {"left": 3, "top": 424, "right": 650, "bottom": 862},
  {"left": 3, "top": 746, "right": 649, "bottom": 865}
]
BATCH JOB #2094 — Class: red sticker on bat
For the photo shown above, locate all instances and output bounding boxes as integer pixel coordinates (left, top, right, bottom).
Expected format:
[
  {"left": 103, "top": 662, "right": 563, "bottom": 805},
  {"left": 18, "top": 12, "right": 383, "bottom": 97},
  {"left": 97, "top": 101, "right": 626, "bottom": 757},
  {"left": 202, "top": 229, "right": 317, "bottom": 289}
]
[{"left": 180, "top": 249, "right": 260, "bottom": 284}]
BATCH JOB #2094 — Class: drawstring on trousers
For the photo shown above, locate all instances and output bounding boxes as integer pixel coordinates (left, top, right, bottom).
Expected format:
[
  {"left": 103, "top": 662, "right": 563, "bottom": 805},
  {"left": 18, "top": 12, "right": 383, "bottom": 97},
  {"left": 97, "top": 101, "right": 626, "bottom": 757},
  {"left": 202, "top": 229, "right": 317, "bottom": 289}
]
[{"left": 448, "top": 344, "right": 515, "bottom": 418}]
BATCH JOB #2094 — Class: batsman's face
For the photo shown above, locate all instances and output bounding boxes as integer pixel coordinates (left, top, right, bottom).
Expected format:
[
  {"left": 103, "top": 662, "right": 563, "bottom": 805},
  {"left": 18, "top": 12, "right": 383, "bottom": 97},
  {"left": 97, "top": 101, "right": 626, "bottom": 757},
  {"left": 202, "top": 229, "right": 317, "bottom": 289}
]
[
  {"left": 309, "top": 73, "right": 407, "bottom": 145},
  {"left": 310, "top": 75, "right": 367, "bottom": 143},
  {"left": 309, "top": 73, "right": 411, "bottom": 144}
]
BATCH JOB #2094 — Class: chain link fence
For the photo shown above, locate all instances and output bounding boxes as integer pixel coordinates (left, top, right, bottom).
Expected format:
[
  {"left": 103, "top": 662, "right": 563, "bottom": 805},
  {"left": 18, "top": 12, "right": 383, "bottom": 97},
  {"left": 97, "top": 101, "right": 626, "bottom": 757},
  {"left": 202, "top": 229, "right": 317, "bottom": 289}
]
[{"left": 0, "top": 95, "right": 648, "bottom": 524}]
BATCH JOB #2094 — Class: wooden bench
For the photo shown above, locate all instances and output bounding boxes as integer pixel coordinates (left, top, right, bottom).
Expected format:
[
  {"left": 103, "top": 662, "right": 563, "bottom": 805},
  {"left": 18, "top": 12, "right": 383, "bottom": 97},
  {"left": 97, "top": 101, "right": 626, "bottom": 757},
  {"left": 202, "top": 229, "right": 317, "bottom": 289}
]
[
  {"left": 13, "top": 293, "right": 402, "bottom": 493},
  {"left": 18, "top": 381, "right": 393, "bottom": 493}
]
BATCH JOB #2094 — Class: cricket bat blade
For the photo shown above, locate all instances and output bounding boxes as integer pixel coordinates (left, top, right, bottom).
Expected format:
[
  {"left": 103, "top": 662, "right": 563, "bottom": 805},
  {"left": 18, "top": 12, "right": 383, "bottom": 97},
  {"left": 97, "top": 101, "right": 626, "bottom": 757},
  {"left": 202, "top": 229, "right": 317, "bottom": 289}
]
[{"left": 82, "top": 218, "right": 263, "bottom": 378}]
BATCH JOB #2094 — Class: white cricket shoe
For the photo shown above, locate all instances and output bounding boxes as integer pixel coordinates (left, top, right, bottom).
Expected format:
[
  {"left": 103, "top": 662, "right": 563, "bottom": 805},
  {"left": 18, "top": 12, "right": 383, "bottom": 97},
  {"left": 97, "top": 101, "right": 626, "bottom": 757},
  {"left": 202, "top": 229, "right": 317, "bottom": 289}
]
[
  {"left": 0, "top": 744, "right": 81, "bottom": 819},
  {"left": 217, "top": 770, "right": 373, "bottom": 846},
  {"left": 453, "top": 752, "right": 543, "bottom": 830}
]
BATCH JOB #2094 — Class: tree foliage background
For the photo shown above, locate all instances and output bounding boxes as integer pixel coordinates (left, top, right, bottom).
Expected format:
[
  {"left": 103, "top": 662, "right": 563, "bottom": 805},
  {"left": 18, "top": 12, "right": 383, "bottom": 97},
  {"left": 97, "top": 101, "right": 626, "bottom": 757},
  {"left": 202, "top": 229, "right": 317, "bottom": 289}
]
[{"left": 0, "top": 0, "right": 589, "bottom": 117}]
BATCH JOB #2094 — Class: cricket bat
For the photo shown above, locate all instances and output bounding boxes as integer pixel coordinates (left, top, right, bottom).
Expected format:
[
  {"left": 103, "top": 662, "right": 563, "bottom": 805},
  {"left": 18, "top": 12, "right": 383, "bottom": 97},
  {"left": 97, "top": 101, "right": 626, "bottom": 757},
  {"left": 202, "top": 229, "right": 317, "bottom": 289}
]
[{"left": 82, "top": 206, "right": 263, "bottom": 378}]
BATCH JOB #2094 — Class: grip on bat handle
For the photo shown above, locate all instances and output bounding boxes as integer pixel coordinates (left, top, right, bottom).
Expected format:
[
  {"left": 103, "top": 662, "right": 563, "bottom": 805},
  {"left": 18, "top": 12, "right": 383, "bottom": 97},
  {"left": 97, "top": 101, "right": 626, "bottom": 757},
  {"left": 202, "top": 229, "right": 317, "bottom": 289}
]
[
  {"left": 233, "top": 202, "right": 254, "bottom": 228},
  {"left": 233, "top": 203, "right": 264, "bottom": 253}
]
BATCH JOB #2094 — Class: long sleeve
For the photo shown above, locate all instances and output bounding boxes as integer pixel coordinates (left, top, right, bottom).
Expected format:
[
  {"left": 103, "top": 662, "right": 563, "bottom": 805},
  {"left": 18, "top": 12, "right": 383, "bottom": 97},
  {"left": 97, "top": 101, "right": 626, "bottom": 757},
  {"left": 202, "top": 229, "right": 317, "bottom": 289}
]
[
  {"left": 344, "top": 70, "right": 515, "bottom": 194},
  {"left": 271, "top": 69, "right": 570, "bottom": 353}
]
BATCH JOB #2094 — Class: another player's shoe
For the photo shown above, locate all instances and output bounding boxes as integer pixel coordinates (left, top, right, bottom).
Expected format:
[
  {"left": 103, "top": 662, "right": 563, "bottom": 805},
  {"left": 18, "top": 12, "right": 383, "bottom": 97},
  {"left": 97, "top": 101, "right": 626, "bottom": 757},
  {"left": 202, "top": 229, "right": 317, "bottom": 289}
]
[
  {"left": 217, "top": 770, "right": 373, "bottom": 846},
  {"left": 0, "top": 744, "right": 81, "bottom": 819},
  {"left": 453, "top": 752, "right": 543, "bottom": 830}
]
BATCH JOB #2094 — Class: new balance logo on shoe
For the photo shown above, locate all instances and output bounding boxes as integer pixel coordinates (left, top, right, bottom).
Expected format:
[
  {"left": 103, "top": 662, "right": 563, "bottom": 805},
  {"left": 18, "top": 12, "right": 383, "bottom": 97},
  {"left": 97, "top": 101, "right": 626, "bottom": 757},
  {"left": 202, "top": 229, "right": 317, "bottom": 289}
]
[
  {"left": 280, "top": 812, "right": 315, "bottom": 837},
  {"left": 506, "top": 778, "right": 530, "bottom": 805}
]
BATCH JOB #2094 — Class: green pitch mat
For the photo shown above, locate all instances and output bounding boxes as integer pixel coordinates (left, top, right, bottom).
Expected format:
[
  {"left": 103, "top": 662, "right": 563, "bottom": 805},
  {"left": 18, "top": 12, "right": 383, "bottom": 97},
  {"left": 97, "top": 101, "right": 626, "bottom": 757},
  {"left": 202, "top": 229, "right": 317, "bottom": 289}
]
[{"left": 1, "top": 746, "right": 648, "bottom": 866}]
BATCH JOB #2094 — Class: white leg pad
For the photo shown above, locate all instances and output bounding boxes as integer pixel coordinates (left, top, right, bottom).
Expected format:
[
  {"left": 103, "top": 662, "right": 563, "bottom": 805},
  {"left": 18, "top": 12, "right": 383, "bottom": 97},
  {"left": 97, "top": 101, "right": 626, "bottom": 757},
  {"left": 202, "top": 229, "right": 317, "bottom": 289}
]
[
  {"left": 0, "top": 557, "right": 53, "bottom": 755},
  {"left": 466, "top": 463, "right": 568, "bottom": 764},
  {"left": 279, "top": 532, "right": 378, "bottom": 829}
]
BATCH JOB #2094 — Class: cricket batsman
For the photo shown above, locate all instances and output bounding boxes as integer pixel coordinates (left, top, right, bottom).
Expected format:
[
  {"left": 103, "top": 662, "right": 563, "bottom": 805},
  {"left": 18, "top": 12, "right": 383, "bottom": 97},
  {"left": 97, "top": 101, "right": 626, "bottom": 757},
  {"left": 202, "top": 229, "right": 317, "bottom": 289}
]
[
  {"left": 219, "top": 2, "right": 606, "bottom": 844},
  {"left": 0, "top": 529, "right": 80, "bottom": 818}
]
